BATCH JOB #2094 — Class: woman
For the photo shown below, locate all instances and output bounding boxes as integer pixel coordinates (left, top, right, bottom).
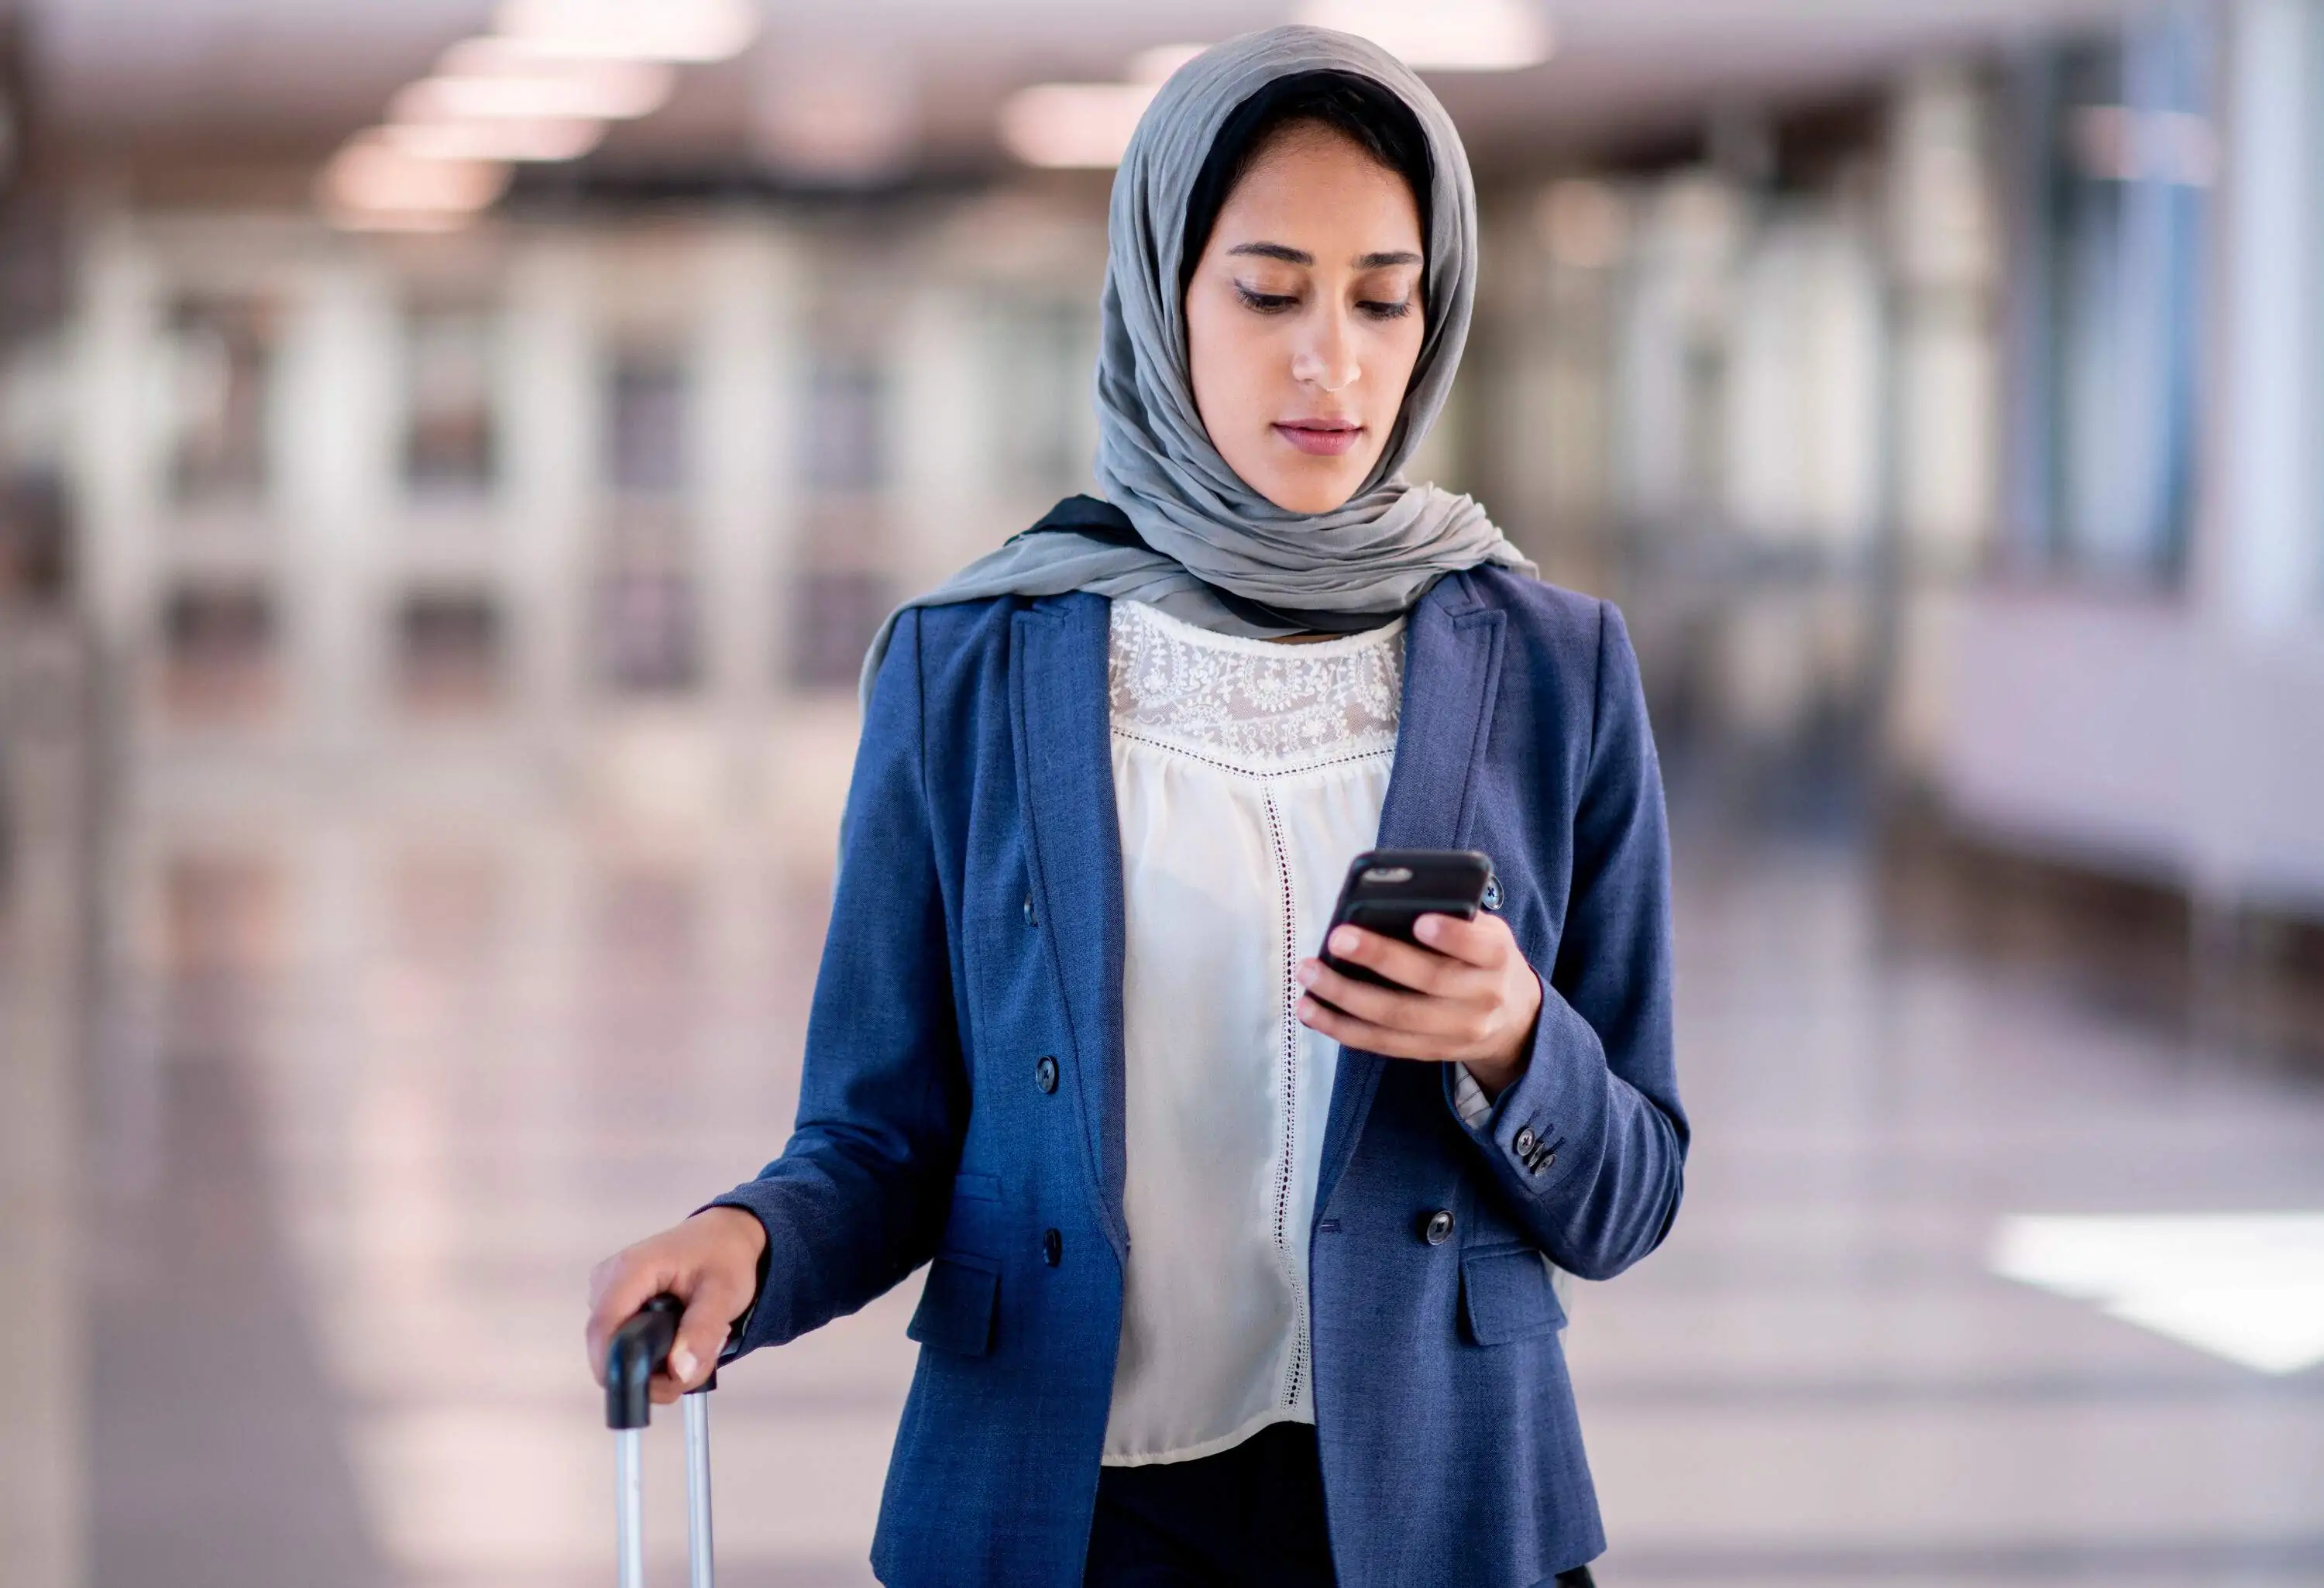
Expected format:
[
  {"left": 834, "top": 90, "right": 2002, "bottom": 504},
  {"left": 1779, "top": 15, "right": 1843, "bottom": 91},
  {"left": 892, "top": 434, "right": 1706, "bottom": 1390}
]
[{"left": 586, "top": 26, "right": 1685, "bottom": 1588}]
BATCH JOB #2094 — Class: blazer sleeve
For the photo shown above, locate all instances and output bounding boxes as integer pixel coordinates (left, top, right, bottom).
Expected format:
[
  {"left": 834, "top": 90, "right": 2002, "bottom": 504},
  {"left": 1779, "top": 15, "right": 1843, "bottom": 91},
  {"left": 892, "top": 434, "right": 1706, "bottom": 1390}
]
[
  {"left": 1449, "top": 599, "right": 1689, "bottom": 1280},
  {"left": 707, "top": 608, "right": 970, "bottom": 1353}
]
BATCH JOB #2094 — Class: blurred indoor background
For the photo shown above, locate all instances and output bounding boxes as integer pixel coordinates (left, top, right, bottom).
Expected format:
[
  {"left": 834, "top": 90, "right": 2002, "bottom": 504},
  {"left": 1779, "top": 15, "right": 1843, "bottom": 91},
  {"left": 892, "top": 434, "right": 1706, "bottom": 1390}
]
[{"left": 2, "top": 1, "right": 2322, "bottom": 1585}]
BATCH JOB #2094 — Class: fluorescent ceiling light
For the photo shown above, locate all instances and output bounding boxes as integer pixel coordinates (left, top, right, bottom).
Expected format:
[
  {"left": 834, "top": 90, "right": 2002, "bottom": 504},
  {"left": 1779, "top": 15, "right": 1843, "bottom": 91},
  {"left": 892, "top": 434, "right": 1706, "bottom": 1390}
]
[
  {"left": 1000, "top": 81, "right": 1158, "bottom": 170},
  {"left": 318, "top": 135, "right": 511, "bottom": 230},
  {"left": 1992, "top": 1212, "right": 2324, "bottom": 1374},
  {"left": 1294, "top": 0, "right": 1553, "bottom": 71},
  {"left": 394, "top": 59, "right": 673, "bottom": 123},
  {"left": 494, "top": 0, "right": 758, "bottom": 64},
  {"left": 751, "top": 50, "right": 920, "bottom": 184},
  {"left": 384, "top": 116, "right": 607, "bottom": 163},
  {"left": 1128, "top": 43, "right": 1209, "bottom": 84}
]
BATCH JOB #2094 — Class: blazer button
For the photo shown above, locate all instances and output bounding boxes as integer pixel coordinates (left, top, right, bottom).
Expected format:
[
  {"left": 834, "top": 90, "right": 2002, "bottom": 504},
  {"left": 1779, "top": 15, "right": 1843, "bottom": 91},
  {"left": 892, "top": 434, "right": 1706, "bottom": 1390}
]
[
  {"left": 1034, "top": 1055, "right": 1059, "bottom": 1094},
  {"left": 1481, "top": 874, "right": 1503, "bottom": 911},
  {"left": 1042, "top": 1229, "right": 1064, "bottom": 1267},
  {"left": 1023, "top": 894, "right": 1037, "bottom": 926},
  {"left": 1422, "top": 1208, "right": 1454, "bottom": 1246},
  {"left": 1514, "top": 1126, "right": 1538, "bottom": 1158}
]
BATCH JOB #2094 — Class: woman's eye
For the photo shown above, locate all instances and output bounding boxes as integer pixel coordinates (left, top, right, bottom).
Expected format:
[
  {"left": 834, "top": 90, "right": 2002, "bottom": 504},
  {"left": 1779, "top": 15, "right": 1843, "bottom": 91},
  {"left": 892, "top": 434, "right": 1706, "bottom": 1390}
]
[
  {"left": 1235, "top": 285, "right": 1299, "bottom": 314},
  {"left": 1358, "top": 298, "right": 1415, "bottom": 321}
]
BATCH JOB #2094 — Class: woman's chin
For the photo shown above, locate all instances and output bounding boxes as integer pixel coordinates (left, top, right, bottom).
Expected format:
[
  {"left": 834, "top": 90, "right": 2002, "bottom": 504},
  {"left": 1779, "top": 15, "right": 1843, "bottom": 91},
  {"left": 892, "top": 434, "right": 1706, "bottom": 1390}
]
[{"left": 1244, "top": 451, "right": 1377, "bottom": 515}]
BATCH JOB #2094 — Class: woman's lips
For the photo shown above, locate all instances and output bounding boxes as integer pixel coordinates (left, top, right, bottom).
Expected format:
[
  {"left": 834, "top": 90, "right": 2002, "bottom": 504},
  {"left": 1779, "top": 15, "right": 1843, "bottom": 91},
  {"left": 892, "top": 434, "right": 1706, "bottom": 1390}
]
[{"left": 1274, "top": 420, "right": 1362, "bottom": 457}]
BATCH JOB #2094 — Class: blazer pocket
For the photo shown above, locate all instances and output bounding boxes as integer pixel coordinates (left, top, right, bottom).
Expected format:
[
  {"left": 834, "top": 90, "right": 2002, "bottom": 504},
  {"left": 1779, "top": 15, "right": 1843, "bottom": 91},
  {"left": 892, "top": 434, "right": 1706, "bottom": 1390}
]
[
  {"left": 1461, "top": 1244, "right": 1567, "bottom": 1346},
  {"left": 907, "top": 1254, "right": 999, "bottom": 1356},
  {"left": 952, "top": 1171, "right": 1002, "bottom": 1204}
]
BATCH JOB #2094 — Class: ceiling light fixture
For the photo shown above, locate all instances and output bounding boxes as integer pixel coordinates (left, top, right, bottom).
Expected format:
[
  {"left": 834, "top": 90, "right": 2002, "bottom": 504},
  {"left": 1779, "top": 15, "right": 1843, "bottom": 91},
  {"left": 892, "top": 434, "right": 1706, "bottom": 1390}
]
[
  {"left": 493, "top": 0, "right": 759, "bottom": 64},
  {"left": 1127, "top": 43, "right": 1210, "bottom": 84},
  {"left": 999, "top": 81, "right": 1160, "bottom": 170},
  {"left": 1293, "top": 0, "right": 1553, "bottom": 71},
  {"left": 318, "top": 0, "right": 737, "bottom": 231},
  {"left": 318, "top": 134, "right": 511, "bottom": 231},
  {"left": 392, "top": 58, "right": 675, "bottom": 124},
  {"left": 384, "top": 115, "right": 607, "bottom": 163},
  {"left": 996, "top": 42, "right": 1214, "bottom": 171}
]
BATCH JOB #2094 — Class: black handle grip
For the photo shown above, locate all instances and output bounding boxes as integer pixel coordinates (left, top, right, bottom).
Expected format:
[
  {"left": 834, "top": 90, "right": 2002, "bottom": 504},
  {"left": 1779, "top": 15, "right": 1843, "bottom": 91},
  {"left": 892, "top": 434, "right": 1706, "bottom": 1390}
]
[{"left": 606, "top": 1293, "right": 683, "bottom": 1431}]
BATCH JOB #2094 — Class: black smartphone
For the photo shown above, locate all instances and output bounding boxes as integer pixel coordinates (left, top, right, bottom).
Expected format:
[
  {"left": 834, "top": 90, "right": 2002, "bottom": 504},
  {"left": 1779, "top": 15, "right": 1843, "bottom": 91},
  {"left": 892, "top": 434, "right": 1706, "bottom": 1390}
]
[{"left": 1318, "top": 848, "right": 1494, "bottom": 992}]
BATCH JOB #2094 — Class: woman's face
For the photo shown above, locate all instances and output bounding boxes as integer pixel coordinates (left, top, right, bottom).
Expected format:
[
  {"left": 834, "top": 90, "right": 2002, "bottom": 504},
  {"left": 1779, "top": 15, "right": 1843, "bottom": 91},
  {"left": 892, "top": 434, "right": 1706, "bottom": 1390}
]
[{"left": 1184, "top": 123, "right": 1427, "bottom": 515}]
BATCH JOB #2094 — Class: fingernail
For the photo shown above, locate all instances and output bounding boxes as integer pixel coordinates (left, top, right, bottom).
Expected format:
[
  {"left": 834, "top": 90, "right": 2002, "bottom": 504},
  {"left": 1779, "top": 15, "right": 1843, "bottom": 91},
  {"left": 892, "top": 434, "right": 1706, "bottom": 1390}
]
[
  {"left": 669, "top": 1346, "right": 696, "bottom": 1382},
  {"left": 1331, "top": 927, "right": 1359, "bottom": 954},
  {"left": 1296, "top": 963, "right": 1317, "bottom": 987},
  {"left": 1415, "top": 916, "right": 1440, "bottom": 942}
]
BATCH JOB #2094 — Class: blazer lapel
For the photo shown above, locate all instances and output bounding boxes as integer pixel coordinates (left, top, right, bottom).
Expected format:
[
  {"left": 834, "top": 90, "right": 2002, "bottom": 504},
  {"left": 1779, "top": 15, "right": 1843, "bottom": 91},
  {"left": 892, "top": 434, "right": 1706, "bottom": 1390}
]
[
  {"left": 1011, "top": 594, "right": 1131, "bottom": 1259},
  {"left": 1314, "top": 574, "right": 1508, "bottom": 1223}
]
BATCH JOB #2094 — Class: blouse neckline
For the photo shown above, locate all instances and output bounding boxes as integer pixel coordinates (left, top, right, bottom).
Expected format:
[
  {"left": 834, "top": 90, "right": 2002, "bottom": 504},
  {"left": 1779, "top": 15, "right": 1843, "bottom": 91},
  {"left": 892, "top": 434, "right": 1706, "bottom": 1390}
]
[{"left": 1108, "top": 600, "right": 1406, "bottom": 775}]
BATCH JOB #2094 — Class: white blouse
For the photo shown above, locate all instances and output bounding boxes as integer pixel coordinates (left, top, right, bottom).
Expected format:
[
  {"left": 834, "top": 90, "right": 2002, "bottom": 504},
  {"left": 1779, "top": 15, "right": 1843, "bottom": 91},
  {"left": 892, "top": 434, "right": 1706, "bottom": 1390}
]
[{"left": 1099, "top": 599, "right": 1408, "bottom": 1466}]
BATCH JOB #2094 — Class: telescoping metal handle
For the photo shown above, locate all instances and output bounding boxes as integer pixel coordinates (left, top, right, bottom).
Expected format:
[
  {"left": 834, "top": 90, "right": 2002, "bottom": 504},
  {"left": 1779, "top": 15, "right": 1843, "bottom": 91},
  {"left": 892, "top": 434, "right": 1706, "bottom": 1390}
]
[{"left": 605, "top": 1293, "right": 717, "bottom": 1588}]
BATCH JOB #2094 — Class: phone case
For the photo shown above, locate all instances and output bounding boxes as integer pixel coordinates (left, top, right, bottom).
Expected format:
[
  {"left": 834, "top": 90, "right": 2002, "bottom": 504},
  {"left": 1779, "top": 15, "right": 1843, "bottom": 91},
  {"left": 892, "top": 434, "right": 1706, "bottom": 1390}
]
[{"left": 1320, "top": 848, "right": 1494, "bottom": 989}]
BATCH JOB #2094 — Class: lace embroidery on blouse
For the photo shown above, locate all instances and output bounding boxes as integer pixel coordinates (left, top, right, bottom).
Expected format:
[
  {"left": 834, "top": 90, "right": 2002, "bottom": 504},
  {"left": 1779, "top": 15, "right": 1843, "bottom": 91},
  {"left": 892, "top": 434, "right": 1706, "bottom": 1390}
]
[{"left": 1107, "top": 600, "right": 1404, "bottom": 775}]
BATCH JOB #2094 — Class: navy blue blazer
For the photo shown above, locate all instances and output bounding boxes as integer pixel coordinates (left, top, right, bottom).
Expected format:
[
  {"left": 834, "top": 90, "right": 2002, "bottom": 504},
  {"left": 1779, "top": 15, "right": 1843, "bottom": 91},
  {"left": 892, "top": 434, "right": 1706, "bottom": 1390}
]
[{"left": 711, "top": 566, "right": 1687, "bottom": 1587}]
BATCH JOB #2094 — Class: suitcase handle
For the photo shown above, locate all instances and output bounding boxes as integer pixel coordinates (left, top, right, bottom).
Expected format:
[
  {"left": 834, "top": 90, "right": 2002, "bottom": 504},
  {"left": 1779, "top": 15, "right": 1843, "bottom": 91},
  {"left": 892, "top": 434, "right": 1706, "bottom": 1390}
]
[
  {"left": 606, "top": 1292, "right": 684, "bottom": 1431},
  {"left": 606, "top": 1292, "right": 718, "bottom": 1588}
]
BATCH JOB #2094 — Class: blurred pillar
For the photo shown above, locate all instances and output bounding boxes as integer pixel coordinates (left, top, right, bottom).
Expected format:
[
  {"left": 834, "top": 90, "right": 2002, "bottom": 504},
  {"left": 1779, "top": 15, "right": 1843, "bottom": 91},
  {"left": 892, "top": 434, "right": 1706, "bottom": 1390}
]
[
  {"left": 2206, "top": 0, "right": 2322, "bottom": 638},
  {"left": 1882, "top": 64, "right": 2004, "bottom": 781},
  {"left": 1887, "top": 64, "right": 2003, "bottom": 574},
  {"left": 2188, "top": 0, "right": 2324, "bottom": 940},
  {"left": 689, "top": 221, "right": 801, "bottom": 789},
  {"left": 66, "top": 219, "right": 161, "bottom": 680},
  {"left": 892, "top": 278, "right": 995, "bottom": 602},
  {"left": 501, "top": 237, "right": 596, "bottom": 770},
  {"left": 277, "top": 254, "right": 396, "bottom": 769}
]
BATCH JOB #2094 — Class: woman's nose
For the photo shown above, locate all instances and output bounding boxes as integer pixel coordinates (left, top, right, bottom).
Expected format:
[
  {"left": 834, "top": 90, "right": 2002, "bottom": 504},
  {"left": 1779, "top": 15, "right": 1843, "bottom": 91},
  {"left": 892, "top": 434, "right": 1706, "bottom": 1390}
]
[{"left": 1290, "top": 310, "right": 1361, "bottom": 393}]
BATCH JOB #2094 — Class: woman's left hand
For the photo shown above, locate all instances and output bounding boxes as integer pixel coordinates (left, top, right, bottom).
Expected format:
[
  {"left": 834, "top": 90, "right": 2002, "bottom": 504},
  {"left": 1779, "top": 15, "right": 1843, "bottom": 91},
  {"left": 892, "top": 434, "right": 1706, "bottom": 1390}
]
[{"left": 1295, "top": 913, "right": 1543, "bottom": 1098}]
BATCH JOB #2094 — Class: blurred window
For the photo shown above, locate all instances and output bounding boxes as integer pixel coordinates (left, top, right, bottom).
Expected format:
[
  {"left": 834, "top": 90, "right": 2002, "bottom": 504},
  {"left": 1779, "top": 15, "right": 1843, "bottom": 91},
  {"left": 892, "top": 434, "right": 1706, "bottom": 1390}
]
[
  {"left": 161, "top": 852, "right": 280, "bottom": 981},
  {"left": 591, "top": 863, "right": 703, "bottom": 996},
  {"left": 594, "top": 509, "right": 699, "bottom": 693},
  {"left": 606, "top": 346, "right": 688, "bottom": 498},
  {"left": 2023, "top": 19, "right": 2214, "bottom": 586},
  {"left": 802, "top": 355, "right": 888, "bottom": 494},
  {"left": 789, "top": 565, "right": 892, "bottom": 692},
  {"left": 386, "top": 849, "right": 505, "bottom": 979},
  {"left": 0, "top": 473, "right": 69, "bottom": 603},
  {"left": 160, "top": 581, "right": 275, "bottom": 720},
  {"left": 394, "top": 589, "right": 503, "bottom": 713},
  {"left": 163, "top": 297, "right": 277, "bottom": 509},
  {"left": 403, "top": 304, "right": 500, "bottom": 501}
]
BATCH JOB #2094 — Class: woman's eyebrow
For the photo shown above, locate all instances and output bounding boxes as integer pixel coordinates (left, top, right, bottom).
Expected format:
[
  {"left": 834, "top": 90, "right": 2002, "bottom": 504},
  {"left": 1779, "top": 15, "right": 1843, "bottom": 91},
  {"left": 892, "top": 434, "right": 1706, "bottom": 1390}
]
[
  {"left": 1225, "top": 242, "right": 1424, "bottom": 270},
  {"left": 1227, "top": 241, "right": 1312, "bottom": 265}
]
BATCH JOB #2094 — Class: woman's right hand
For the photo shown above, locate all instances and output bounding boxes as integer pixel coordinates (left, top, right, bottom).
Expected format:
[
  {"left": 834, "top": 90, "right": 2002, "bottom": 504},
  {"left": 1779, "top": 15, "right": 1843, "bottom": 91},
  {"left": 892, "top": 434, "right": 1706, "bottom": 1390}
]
[{"left": 586, "top": 1206, "right": 768, "bottom": 1404}]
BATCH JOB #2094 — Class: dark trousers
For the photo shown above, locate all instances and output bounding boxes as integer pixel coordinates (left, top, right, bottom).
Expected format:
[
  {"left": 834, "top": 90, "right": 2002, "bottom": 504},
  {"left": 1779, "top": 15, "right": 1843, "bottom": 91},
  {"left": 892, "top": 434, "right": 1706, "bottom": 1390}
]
[{"left": 1082, "top": 1421, "right": 1597, "bottom": 1588}]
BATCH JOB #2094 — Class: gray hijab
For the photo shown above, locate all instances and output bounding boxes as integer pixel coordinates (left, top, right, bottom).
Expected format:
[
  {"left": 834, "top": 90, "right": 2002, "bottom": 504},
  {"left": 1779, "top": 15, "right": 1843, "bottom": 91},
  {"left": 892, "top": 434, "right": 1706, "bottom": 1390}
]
[{"left": 859, "top": 23, "right": 1535, "bottom": 703}]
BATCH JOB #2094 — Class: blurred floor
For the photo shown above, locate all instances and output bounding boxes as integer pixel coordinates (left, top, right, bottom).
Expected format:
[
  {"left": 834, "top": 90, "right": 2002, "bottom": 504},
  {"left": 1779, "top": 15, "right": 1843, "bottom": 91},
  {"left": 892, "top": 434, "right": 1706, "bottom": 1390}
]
[
  {"left": 15, "top": 745, "right": 2324, "bottom": 1587},
  {"left": 1576, "top": 826, "right": 2324, "bottom": 1586}
]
